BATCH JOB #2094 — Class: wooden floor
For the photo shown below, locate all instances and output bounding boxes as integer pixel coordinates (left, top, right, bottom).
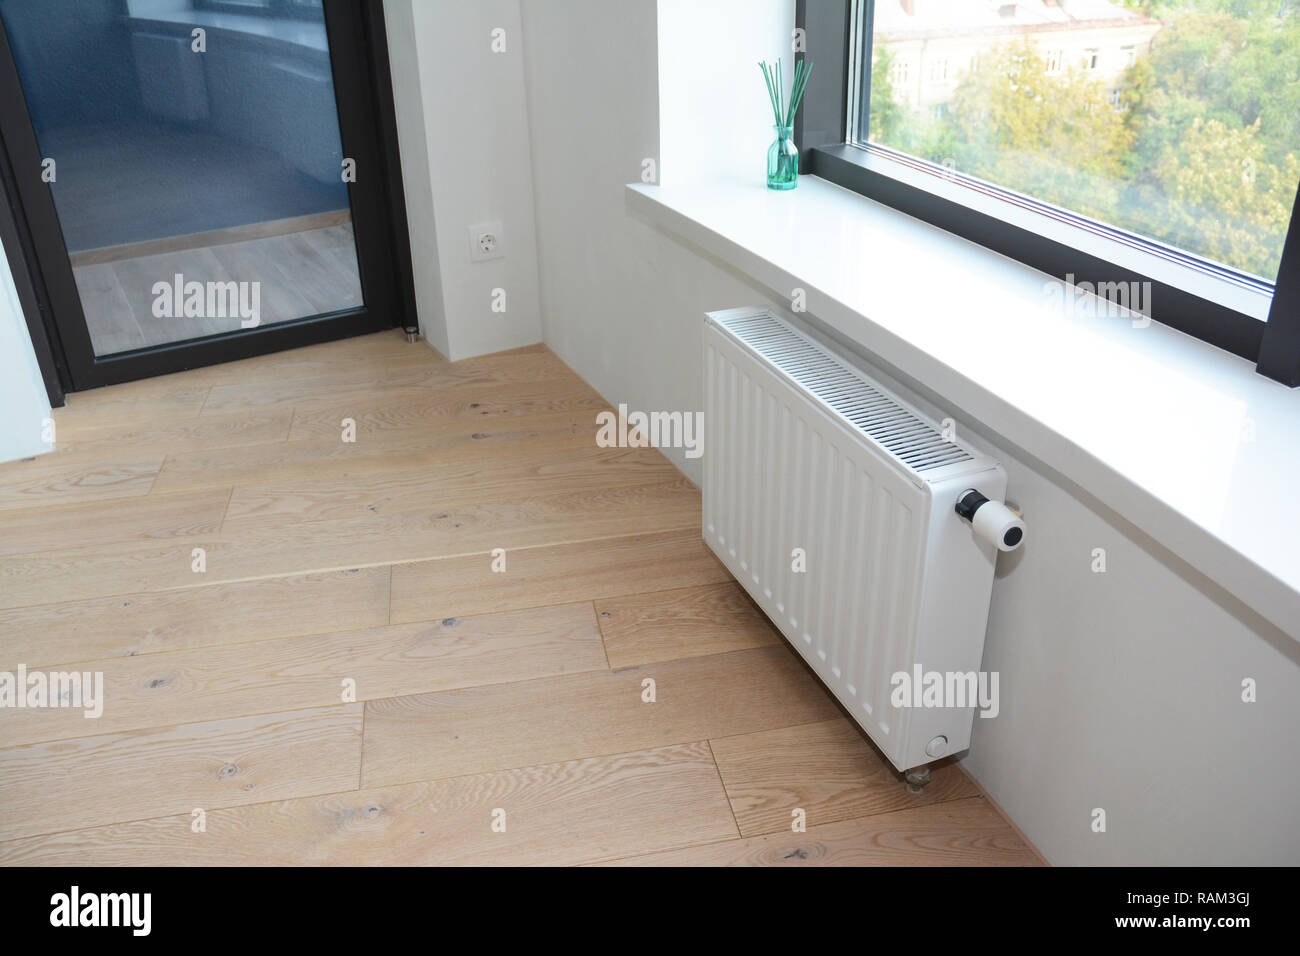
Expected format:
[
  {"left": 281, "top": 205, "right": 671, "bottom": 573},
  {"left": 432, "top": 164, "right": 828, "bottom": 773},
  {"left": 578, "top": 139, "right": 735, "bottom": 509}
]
[
  {"left": 0, "top": 332, "right": 1040, "bottom": 866},
  {"left": 72, "top": 221, "right": 362, "bottom": 356}
]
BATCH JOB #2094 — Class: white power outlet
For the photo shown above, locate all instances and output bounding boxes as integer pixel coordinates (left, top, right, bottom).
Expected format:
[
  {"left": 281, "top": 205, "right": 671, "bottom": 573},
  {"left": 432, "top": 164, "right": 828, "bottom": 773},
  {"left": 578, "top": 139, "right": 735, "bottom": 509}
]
[{"left": 469, "top": 221, "right": 504, "bottom": 262}]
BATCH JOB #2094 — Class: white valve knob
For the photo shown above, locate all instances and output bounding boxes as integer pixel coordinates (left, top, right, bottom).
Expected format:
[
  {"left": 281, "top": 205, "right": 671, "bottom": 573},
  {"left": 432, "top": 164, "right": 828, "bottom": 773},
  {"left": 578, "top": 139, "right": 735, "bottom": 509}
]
[{"left": 955, "top": 489, "right": 1025, "bottom": 552}]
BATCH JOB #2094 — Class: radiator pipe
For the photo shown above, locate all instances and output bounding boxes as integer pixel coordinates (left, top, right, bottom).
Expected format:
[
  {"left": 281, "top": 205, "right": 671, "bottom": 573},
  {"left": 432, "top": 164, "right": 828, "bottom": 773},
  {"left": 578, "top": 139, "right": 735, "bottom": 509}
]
[{"left": 956, "top": 490, "right": 1025, "bottom": 552}]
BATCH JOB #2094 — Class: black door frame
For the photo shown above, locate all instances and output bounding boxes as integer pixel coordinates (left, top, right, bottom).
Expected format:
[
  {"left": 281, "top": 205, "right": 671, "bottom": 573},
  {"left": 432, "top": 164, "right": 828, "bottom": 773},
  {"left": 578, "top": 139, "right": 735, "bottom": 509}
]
[{"left": 0, "top": 0, "right": 415, "bottom": 402}]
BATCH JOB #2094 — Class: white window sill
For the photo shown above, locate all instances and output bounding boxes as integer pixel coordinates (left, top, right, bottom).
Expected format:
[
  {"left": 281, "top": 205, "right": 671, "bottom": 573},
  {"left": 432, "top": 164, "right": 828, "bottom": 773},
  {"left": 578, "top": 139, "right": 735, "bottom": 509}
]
[{"left": 626, "top": 176, "right": 1300, "bottom": 641}]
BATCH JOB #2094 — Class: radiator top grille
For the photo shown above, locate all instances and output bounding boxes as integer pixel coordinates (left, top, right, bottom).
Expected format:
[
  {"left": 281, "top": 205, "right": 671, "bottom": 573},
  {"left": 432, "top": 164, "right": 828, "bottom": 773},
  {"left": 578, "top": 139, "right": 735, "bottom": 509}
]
[{"left": 716, "top": 312, "right": 974, "bottom": 474}]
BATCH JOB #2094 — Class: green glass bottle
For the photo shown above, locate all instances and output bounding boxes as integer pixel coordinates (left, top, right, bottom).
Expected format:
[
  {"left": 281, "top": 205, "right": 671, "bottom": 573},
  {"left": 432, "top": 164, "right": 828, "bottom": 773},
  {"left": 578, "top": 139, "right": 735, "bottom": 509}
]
[{"left": 767, "top": 125, "right": 798, "bottom": 190}]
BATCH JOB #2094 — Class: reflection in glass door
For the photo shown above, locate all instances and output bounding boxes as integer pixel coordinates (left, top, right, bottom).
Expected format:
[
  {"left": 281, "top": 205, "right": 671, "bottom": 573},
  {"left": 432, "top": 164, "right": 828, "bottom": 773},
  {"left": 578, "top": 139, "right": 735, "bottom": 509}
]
[{"left": 0, "top": 0, "right": 405, "bottom": 389}]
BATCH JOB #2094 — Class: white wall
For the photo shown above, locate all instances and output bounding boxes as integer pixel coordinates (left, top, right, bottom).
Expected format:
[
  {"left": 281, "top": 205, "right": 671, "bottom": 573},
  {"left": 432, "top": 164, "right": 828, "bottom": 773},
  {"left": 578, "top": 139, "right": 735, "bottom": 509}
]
[
  {"left": 522, "top": 0, "right": 793, "bottom": 479},
  {"left": 972, "top": 438, "right": 1300, "bottom": 865},
  {"left": 518, "top": 0, "right": 1300, "bottom": 864},
  {"left": 0, "top": 235, "right": 52, "bottom": 464},
  {"left": 384, "top": 0, "right": 543, "bottom": 360},
  {"left": 657, "top": 0, "right": 794, "bottom": 187}
]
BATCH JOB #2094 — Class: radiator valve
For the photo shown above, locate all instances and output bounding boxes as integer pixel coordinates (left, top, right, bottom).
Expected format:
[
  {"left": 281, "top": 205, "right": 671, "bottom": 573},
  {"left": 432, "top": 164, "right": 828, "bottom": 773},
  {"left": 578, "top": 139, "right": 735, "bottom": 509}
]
[{"left": 955, "top": 489, "right": 1025, "bottom": 552}]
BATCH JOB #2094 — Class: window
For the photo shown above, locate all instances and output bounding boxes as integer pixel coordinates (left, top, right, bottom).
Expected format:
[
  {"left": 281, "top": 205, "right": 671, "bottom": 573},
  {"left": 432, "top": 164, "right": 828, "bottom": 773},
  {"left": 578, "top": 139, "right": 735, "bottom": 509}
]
[
  {"left": 797, "top": 0, "right": 1300, "bottom": 385},
  {"left": 928, "top": 57, "right": 948, "bottom": 82}
]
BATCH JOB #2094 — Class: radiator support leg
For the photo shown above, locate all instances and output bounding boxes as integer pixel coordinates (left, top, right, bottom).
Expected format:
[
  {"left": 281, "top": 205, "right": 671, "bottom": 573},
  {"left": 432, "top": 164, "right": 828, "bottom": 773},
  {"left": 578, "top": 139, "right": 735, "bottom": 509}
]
[{"left": 904, "top": 766, "right": 932, "bottom": 793}]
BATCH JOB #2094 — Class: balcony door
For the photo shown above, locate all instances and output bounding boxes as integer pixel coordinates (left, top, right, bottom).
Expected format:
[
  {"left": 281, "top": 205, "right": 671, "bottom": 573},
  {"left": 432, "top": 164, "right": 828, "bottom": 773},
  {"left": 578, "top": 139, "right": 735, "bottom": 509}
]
[{"left": 0, "top": 0, "right": 412, "bottom": 394}]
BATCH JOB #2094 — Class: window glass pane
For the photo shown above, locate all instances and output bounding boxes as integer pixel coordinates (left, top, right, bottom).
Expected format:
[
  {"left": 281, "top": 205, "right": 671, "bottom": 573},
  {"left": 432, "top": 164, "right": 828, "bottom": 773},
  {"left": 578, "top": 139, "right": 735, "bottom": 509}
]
[{"left": 866, "top": 0, "right": 1300, "bottom": 283}]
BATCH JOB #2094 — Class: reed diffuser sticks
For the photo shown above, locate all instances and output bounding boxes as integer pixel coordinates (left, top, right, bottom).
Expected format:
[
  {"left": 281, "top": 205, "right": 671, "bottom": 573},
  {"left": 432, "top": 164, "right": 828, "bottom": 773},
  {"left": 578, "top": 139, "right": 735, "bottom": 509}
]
[
  {"left": 759, "top": 57, "right": 812, "bottom": 189},
  {"left": 759, "top": 57, "right": 812, "bottom": 129}
]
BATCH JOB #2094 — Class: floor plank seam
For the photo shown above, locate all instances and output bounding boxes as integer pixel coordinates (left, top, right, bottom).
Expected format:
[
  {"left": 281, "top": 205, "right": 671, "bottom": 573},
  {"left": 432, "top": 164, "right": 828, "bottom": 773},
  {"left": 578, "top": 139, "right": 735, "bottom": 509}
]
[
  {"left": 357, "top": 737, "right": 768, "bottom": 795},
  {"left": 2, "top": 587, "right": 740, "bottom": 672},
  {"left": 355, "top": 706, "right": 368, "bottom": 793},
  {"left": 4, "top": 610, "right": 790, "bottom": 688},
  {"left": 0, "top": 701, "right": 370, "bottom": 750},
  {"left": 0, "top": 524, "right": 707, "bottom": 614},
  {"left": 592, "top": 600, "right": 613, "bottom": 670},
  {"left": 705, "top": 740, "right": 744, "bottom": 840},
  {"left": 0, "top": 779, "right": 371, "bottom": 848},
  {"left": 217, "top": 486, "right": 236, "bottom": 531},
  {"left": 385, "top": 565, "right": 393, "bottom": 627}
]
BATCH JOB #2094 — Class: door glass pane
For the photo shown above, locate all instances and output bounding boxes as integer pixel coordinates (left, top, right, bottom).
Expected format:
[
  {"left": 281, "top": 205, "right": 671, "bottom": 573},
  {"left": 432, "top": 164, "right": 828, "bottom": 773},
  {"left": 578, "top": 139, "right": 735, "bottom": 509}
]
[{"left": 0, "top": 0, "right": 363, "bottom": 356}]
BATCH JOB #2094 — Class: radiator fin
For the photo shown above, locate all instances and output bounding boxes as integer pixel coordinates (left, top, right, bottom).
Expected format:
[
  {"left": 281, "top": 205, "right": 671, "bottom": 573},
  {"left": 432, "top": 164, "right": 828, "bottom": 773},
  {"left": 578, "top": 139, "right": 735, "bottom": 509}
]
[
  {"left": 705, "top": 345, "right": 921, "bottom": 730},
  {"left": 716, "top": 312, "right": 973, "bottom": 474}
]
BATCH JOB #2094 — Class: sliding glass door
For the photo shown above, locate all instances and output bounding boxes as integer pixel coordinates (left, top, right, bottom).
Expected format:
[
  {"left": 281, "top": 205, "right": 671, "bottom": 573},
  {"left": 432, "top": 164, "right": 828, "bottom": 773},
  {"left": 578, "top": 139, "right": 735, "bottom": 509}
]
[{"left": 0, "top": 0, "right": 409, "bottom": 391}]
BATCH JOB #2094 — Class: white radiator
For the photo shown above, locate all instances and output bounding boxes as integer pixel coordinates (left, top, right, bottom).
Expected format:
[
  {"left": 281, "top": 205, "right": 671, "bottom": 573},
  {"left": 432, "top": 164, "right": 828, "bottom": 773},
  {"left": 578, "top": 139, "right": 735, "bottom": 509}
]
[{"left": 703, "top": 307, "right": 1019, "bottom": 773}]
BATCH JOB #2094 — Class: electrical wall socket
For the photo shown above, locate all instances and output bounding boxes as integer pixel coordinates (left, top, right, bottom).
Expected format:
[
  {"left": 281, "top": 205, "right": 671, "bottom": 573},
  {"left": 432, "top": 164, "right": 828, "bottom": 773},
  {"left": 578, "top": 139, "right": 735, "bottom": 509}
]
[{"left": 469, "top": 221, "right": 504, "bottom": 262}]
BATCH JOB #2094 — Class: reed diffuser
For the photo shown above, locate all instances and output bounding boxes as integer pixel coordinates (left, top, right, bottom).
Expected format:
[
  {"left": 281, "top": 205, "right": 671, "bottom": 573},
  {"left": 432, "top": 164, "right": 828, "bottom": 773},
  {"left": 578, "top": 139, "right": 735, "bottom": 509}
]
[{"left": 759, "top": 57, "right": 812, "bottom": 190}]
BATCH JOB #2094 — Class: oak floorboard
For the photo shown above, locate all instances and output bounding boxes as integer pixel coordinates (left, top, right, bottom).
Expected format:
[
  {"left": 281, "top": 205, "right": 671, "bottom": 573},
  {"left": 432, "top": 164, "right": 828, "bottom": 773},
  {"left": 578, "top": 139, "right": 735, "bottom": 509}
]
[
  {"left": 1, "top": 603, "right": 606, "bottom": 746},
  {"left": 113, "top": 247, "right": 233, "bottom": 344},
  {"left": 389, "top": 528, "right": 731, "bottom": 624},
  {"left": 595, "top": 797, "right": 1043, "bottom": 866},
  {"left": 49, "top": 376, "right": 209, "bottom": 435},
  {"left": 0, "top": 743, "right": 736, "bottom": 866},
  {"left": 360, "top": 645, "right": 842, "bottom": 788},
  {"left": 72, "top": 262, "right": 146, "bottom": 355},
  {"left": 153, "top": 329, "right": 436, "bottom": 390},
  {"left": 0, "top": 704, "right": 363, "bottom": 841},
  {"left": 200, "top": 345, "right": 570, "bottom": 414},
  {"left": 0, "top": 454, "right": 161, "bottom": 512},
  {"left": 205, "top": 239, "right": 319, "bottom": 329},
  {"left": 0, "top": 487, "right": 231, "bottom": 558},
  {"left": 148, "top": 409, "right": 595, "bottom": 495},
  {"left": 0, "top": 479, "right": 701, "bottom": 609},
  {"left": 708, "top": 717, "right": 980, "bottom": 837},
  {"left": 285, "top": 376, "right": 607, "bottom": 441},
  {"left": 52, "top": 408, "right": 293, "bottom": 457},
  {"left": 222, "top": 445, "right": 676, "bottom": 530},
  {"left": 0, "top": 568, "right": 390, "bottom": 669},
  {"left": 596, "top": 581, "right": 781, "bottom": 670}
]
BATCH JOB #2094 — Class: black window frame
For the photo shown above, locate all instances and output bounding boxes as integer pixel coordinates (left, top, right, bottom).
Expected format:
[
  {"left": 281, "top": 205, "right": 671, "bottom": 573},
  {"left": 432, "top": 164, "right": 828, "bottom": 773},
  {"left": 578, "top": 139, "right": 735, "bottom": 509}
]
[{"left": 795, "top": 0, "right": 1300, "bottom": 387}]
